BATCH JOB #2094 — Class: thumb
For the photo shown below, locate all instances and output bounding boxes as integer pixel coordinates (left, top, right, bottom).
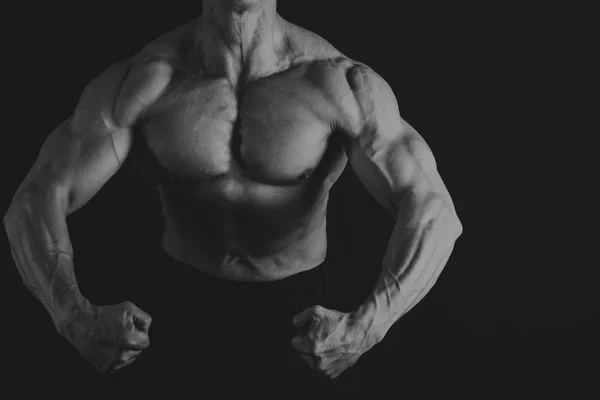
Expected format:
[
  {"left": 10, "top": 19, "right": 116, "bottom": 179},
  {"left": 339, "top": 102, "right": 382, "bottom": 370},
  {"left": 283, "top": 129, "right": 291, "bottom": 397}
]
[
  {"left": 133, "top": 311, "right": 152, "bottom": 334},
  {"left": 124, "top": 302, "right": 152, "bottom": 333},
  {"left": 292, "top": 305, "right": 321, "bottom": 328}
]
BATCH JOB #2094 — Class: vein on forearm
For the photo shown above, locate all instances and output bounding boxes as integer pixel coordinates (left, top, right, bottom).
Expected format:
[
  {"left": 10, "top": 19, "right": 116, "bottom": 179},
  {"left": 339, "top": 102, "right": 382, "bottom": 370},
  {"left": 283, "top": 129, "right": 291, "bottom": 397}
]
[
  {"left": 7, "top": 196, "right": 76, "bottom": 323},
  {"left": 374, "top": 196, "right": 459, "bottom": 322}
]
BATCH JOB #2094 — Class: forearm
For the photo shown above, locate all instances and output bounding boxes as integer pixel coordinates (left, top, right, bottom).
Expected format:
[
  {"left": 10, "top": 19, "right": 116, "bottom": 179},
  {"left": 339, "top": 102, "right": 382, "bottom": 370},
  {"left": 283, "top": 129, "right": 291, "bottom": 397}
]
[
  {"left": 4, "top": 188, "right": 87, "bottom": 330},
  {"left": 356, "top": 194, "right": 462, "bottom": 338}
]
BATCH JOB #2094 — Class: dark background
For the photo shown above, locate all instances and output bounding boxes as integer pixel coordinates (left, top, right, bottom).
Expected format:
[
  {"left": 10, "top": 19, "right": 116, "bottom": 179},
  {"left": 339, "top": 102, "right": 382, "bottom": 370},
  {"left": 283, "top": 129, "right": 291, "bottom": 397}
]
[{"left": 4, "top": 0, "right": 597, "bottom": 393}]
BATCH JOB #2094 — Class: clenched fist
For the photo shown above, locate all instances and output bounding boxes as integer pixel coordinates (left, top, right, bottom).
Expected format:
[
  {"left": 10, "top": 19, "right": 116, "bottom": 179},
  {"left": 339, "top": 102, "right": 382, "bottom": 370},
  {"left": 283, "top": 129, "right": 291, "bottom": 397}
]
[
  {"left": 291, "top": 305, "right": 381, "bottom": 379},
  {"left": 57, "top": 299, "right": 152, "bottom": 374}
]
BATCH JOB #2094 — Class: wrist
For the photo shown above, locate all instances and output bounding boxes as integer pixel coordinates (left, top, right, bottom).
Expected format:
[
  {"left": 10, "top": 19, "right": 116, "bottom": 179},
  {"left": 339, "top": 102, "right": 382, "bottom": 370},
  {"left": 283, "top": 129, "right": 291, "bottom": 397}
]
[
  {"left": 52, "top": 288, "right": 93, "bottom": 333},
  {"left": 353, "top": 296, "right": 390, "bottom": 343}
]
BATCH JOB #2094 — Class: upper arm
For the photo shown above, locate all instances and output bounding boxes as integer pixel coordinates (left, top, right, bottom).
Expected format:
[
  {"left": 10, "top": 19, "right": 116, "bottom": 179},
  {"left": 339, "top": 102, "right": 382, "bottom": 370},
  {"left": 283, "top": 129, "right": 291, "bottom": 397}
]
[
  {"left": 18, "top": 56, "right": 172, "bottom": 215},
  {"left": 334, "top": 63, "right": 460, "bottom": 227}
]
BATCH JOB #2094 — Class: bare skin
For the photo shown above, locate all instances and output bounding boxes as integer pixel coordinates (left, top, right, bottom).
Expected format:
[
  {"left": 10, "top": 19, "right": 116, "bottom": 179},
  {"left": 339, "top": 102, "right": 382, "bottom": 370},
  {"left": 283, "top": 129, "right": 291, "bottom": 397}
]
[{"left": 4, "top": 0, "right": 462, "bottom": 377}]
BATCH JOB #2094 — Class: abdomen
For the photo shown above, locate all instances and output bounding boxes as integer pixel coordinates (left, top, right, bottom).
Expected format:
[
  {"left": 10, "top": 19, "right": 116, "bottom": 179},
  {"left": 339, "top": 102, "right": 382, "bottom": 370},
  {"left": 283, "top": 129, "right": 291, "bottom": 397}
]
[{"left": 157, "top": 175, "right": 331, "bottom": 280}]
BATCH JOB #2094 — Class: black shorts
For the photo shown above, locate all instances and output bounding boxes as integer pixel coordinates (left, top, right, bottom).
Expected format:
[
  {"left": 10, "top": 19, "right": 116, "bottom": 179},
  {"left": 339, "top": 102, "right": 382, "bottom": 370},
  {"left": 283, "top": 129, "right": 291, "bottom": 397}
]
[{"left": 121, "top": 251, "right": 366, "bottom": 399}]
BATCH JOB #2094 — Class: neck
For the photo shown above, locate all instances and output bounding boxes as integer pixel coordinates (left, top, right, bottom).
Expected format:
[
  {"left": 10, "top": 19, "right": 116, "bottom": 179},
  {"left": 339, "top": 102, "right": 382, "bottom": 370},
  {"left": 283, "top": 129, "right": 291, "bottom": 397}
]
[{"left": 201, "top": 0, "right": 285, "bottom": 82}]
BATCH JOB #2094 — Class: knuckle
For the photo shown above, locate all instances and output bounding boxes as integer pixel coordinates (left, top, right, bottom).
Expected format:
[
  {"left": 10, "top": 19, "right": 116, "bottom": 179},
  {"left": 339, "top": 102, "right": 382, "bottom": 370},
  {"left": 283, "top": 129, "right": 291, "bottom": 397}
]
[
  {"left": 121, "top": 301, "right": 135, "bottom": 310},
  {"left": 121, "top": 331, "right": 136, "bottom": 344},
  {"left": 121, "top": 358, "right": 136, "bottom": 368},
  {"left": 119, "top": 350, "right": 140, "bottom": 362},
  {"left": 131, "top": 334, "right": 150, "bottom": 349}
]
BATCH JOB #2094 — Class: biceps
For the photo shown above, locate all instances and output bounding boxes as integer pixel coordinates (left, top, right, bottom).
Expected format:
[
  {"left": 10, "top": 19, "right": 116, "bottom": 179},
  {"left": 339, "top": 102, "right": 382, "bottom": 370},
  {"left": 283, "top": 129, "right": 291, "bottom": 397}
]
[
  {"left": 65, "top": 124, "right": 128, "bottom": 212},
  {"left": 391, "top": 135, "right": 439, "bottom": 196},
  {"left": 350, "top": 133, "right": 441, "bottom": 213}
]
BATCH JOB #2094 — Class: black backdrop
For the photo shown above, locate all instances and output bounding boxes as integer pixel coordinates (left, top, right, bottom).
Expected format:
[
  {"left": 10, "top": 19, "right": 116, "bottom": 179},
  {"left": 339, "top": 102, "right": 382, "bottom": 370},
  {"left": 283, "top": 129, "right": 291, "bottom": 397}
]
[{"left": 4, "top": 0, "right": 598, "bottom": 393}]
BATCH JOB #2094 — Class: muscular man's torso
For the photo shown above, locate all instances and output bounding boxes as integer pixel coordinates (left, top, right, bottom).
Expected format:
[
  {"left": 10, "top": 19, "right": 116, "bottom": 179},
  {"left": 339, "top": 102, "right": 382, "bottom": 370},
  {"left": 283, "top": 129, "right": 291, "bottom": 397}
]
[{"left": 132, "top": 20, "right": 354, "bottom": 281}]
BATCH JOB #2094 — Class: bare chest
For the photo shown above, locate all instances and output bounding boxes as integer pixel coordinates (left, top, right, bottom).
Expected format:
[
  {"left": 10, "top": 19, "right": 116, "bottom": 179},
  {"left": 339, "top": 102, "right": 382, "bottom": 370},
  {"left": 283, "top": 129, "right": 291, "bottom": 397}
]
[{"left": 140, "top": 65, "right": 338, "bottom": 186}]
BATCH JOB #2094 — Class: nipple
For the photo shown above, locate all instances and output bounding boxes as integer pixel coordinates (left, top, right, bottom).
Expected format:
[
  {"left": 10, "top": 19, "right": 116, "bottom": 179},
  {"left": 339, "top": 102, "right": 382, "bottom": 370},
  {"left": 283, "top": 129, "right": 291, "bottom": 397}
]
[{"left": 299, "top": 168, "right": 314, "bottom": 180}]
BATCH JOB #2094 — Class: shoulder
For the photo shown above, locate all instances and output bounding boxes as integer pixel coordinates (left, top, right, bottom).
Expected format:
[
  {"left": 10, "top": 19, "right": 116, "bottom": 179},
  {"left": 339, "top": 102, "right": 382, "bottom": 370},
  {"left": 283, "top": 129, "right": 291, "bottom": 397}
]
[
  {"left": 79, "top": 20, "right": 199, "bottom": 102},
  {"left": 303, "top": 57, "right": 400, "bottom": 140},
  {"left": 69, "top": 22, "right": 201, "bottom": 134},
  {"left": 105, "top": 23, "right": 204, "bottom": 125},
  {"left": 310, "top": 56, "right": 387, "bottom": 99}
]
